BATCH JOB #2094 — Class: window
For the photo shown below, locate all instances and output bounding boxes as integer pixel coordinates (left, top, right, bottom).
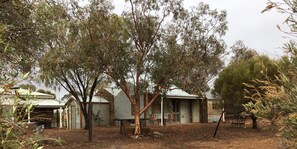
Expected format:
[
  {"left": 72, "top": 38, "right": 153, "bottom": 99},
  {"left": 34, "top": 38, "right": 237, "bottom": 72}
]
[{"left": 212, "top": 101, "right": 222, "bottom": 110}]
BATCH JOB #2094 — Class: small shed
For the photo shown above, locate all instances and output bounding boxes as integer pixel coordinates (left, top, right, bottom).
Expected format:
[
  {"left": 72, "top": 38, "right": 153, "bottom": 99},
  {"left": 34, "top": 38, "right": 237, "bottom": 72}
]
[
  {"left": 65, "top": 95, "right": 110, "bottom": 129},
  {"left": 206, "top": 91, "right": 223, "bottom": 123}
]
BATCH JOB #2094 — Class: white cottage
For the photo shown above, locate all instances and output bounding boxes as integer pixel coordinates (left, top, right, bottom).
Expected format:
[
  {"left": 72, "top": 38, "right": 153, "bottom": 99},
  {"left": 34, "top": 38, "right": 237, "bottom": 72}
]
[
  {"left": 63, "top": 87, "right": 222, "bottom": 129},
  {"left": 150, "top": 86, "right": 208, "bottom": 126},
  {"left": 97, "top": 85, "right": 207, "bottom": 126}
]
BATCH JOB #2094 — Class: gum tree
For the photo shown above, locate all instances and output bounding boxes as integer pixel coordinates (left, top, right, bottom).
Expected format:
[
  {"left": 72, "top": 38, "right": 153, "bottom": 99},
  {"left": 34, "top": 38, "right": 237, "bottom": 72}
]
[
  {"left": 0, "top": 0, "right": 43, "bottom": 76},
  {"left": 214, "top": 48, "right": 279, "bottom": 116},
  {"left": 102, "top": 0, "right": 227, "bottom": 135},
  {"left": 0, "top": 1, "right": 58, "bottom": 147},
  {"left": 37, "top": 0, "right": 113, "bottom": 141}
]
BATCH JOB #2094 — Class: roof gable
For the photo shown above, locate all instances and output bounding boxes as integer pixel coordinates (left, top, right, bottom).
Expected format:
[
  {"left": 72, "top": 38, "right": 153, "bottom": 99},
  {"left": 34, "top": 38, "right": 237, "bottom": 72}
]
[
  {"left": 104, "top": 87, "right": 121, "bottom": 96},
  {"left": 102, "top": 85, "right": 198, "bottom": 99},
  {"left": 66, "top": 95, "right": 109, "bottom": 104},
  {"left": 165, "top": 85, "right": 198, "bottom": 99}
]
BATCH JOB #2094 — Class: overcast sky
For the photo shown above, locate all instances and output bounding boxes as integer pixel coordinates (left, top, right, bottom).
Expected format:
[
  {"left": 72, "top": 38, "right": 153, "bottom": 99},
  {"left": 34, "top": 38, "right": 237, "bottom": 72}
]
[
  {"left": 192, "top": 0, "right": 288, "bottom": 60},
  {"left": 115, "top": 0, "right": 288, "bottom": 59}
]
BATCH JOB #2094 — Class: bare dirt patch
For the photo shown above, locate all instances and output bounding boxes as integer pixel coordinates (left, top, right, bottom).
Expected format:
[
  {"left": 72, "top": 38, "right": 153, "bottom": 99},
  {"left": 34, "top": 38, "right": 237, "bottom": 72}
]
[{"left": 43, "top": 122, "right": 282, "bottom": 149}]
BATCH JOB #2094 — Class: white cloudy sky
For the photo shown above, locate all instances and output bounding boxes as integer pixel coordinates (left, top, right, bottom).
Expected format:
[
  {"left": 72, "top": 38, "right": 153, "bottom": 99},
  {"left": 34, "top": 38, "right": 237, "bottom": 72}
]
[
  {"left": 192, "top": 0, "right": 288, "bottom": 59},
  {"left": 114, "top": 0, "right": 288, "bottom": 59}
]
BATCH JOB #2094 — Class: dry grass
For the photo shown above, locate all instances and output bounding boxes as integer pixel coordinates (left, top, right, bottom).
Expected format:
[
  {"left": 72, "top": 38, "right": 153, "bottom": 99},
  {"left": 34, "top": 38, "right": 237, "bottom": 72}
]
[{"left": 42, "top": 121, "right": 282, "bottom": 149}]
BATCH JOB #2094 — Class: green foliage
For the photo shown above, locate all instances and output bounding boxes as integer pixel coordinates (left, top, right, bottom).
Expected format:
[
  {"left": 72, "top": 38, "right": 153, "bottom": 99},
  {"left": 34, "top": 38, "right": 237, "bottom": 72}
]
[
  {"left": 214, "top": 54, "right": 279, "bottom": 114},
  {"left": 36, "top": 0, "right": 227, "bottom": 135},
  {"left": 37, "top": 0, "right": 114, "bottom": 140},
  {"left": 231, "top": 40, "right": 258, "bottom": 63},
  {"left": 0, "top": 0, "right": 44, "bottom": 73},
  {"left": 243, "top": 66, "right": 297, "bottom": 147},
  {"left": 1, "top": 73, "right": 64, "bottom": 148},
  {"left": 0, "top": 1, "right": 63, "bottom": 147},
  {"left": 19, "top": 84, "right": 36, "bottom": 92},
  {"left": 100, "top": 0, "right": 227, "bottom": 135},
  {"left": 243, "top": 79, "right": 284, "bottom": 125}
]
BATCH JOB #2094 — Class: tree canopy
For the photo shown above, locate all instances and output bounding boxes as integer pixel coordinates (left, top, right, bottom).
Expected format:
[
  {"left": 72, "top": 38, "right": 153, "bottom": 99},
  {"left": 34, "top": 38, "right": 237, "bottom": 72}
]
[
  {"left": 97, "top": 0, "right": 227, "bottom": 134},
  {"left": 214, "top": 47, "right": 279, "bottom": 114},
  {"left": 0, "top": 0, "right": 43, "bottom": 73},
  {"left": 244, "top": 0, "right": 297, "bottom": 146},
  {"left": 36, "top": 0, "right": 114, "bottom": 141},
  {"left": 33, "top": 0, "right": 227, "bottom": 136}
]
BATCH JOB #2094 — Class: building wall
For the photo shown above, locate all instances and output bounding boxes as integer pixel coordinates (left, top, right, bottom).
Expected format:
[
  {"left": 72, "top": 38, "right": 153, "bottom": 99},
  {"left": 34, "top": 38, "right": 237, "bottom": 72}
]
[
  {"left": 150, "top": 98, "right": 203, "bottom": 125},
  {"left": 114, "top": 91, "right": 145, "bottom": 120},
  {"left": 180, "top": 100, "right": 191, "bottom": 124},
  {"left": 68, "top": 99, "right": 80, "bottom": 129},
  {"left": 31, "top": 108, "right": 55, "bottom": 128},
  {"left": 67, "top": 99, "right": 110, "bottom": 129},
  {"left": 96, "top": 89, "right": 115, "bottom": 126},
  {"left": 208, "top": 99, "right": 223, "bottom": 123},
  {"left": 93, "top": 103, "right": 110, "bottom": 126},
  {"left": 191, "top": 100, "right": 200, "bottom": 123}
]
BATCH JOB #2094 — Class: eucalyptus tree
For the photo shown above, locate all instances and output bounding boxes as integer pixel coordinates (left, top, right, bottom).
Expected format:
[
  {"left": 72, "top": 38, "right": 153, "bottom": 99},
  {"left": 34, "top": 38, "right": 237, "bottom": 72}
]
[
  {"left": 36, "top": 0, "right": 113, "bottom": 141},
  {"left": 214, "top": 54, "right": 279, "bottom": 114},
  {"left": 246, "top": 0, "right": 297, "bottom": 146},
  {"left": 0, "top": 0, "right": 42, "bottom": 77},
  {"left": 230, "top": 40, "right": 258, "bottom": 63},
  {"left": 100, "top": 0, "right": 227, "bottom": 135}
]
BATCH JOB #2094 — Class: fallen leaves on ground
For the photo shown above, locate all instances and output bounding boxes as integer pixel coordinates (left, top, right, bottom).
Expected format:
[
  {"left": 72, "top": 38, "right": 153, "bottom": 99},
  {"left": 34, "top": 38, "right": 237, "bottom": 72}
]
[{"left": 43, "top": 121, "right": 282, "bottom": 149}]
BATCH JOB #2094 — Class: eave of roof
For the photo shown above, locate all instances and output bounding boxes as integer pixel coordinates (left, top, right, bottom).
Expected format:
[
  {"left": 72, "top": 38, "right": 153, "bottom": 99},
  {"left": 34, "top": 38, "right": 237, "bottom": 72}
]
[{"left": 166, "top": 95, "right": 198, "bottom": 99}]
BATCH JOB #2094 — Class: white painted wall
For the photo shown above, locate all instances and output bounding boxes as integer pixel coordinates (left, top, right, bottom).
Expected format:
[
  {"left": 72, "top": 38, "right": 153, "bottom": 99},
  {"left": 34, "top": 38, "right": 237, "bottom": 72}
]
[
  {"left": 92, "top": 104, "right": 110, "bottom": 126},
  {"left": 191, "top": 100, "right": 200, "bottom": 122},
  {"left": 68, "top": 100, "right": 80, "bottom": 129},
  {"left": 114, "top": 91, "right": 133, "bottom": 119},
  {"left": 67, "top": 99, "right": 110, "bottom": 129},
  {"left": 208, "top": 100, "right": 223, "bottom": 123},
  {"left": 180, "top": 100, "right": 191, "bottom": 124},
  {"left": 81, "top": 103, "right": 110, "bottom": 127}
]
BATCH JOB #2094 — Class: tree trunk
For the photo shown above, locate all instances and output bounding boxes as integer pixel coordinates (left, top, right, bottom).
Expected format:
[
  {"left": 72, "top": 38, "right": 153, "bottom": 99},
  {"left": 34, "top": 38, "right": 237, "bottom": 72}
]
[
  {"left": 82, "top": 102, "right": 89, "bottom": 129},
  {"left": 134, "top": 104, "right": 141, "bottom": 135},
  {"left": 250, "top": 112, "right": 257, "bottom": 129},
  {"left": 88, "top": 103, "right": 93, "bottom": 142},
  {"left": 109, "top": 97, "right": 115, "bottom": 126},
  {"left": 84, "top": 114, "right": 89, "bottom": 129}
]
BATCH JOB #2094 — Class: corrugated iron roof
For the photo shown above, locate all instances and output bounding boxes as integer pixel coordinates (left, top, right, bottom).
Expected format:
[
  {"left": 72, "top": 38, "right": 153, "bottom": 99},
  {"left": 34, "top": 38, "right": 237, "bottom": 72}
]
[
  {"left": 28, "top": 99, "right": 64, "bottom": 108},
  {"left": 205, "top": 90, "right": 220, "bottom": 100},
  {"left": 1, "top": 88, "right": 55, "bottom": 99},
  {"left": 165, "top": 85, "right": 198, "bottom": 99},
  {"left": 0, "top": 88, "right": 62, "bottom": 108},
  {"left": 104, "top": 87, "right": 121, "bottom": 96},
  {"left": 66, "top": 95, "right": 109, "bottom": 103},
  {"left": 1, "top": 97, "right": 64, "bottom": 108}
]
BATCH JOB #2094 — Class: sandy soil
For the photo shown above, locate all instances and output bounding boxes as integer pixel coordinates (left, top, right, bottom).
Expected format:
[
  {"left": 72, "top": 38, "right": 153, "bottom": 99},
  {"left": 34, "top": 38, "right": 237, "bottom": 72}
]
[{"left": 42, "top": 122, "right": 283, "bottom": 149}]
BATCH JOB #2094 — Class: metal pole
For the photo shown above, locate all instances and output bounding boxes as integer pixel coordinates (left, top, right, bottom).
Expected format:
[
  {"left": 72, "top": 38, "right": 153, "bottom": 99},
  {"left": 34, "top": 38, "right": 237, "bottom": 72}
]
[
  {"left": 161, "top": 96, "right": 163, "bottom": 126},
  {"left": 213, "top": 110, "right": 225, "bottom": 138},
  {"left": 66, "top": 107, "right": 69, "bottom": 129},
  {"left": 222, "top": 99, "right": 225, "bottom": 122},
  {"left": 59, "top": 107, "right": 63, "bottom": 128}
]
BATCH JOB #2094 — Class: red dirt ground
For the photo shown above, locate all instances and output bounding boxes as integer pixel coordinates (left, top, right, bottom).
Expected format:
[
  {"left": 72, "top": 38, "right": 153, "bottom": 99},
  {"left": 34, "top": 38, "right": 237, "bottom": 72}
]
[{"left": 43, "top": 121, "right": 283, "bottom": 149}]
